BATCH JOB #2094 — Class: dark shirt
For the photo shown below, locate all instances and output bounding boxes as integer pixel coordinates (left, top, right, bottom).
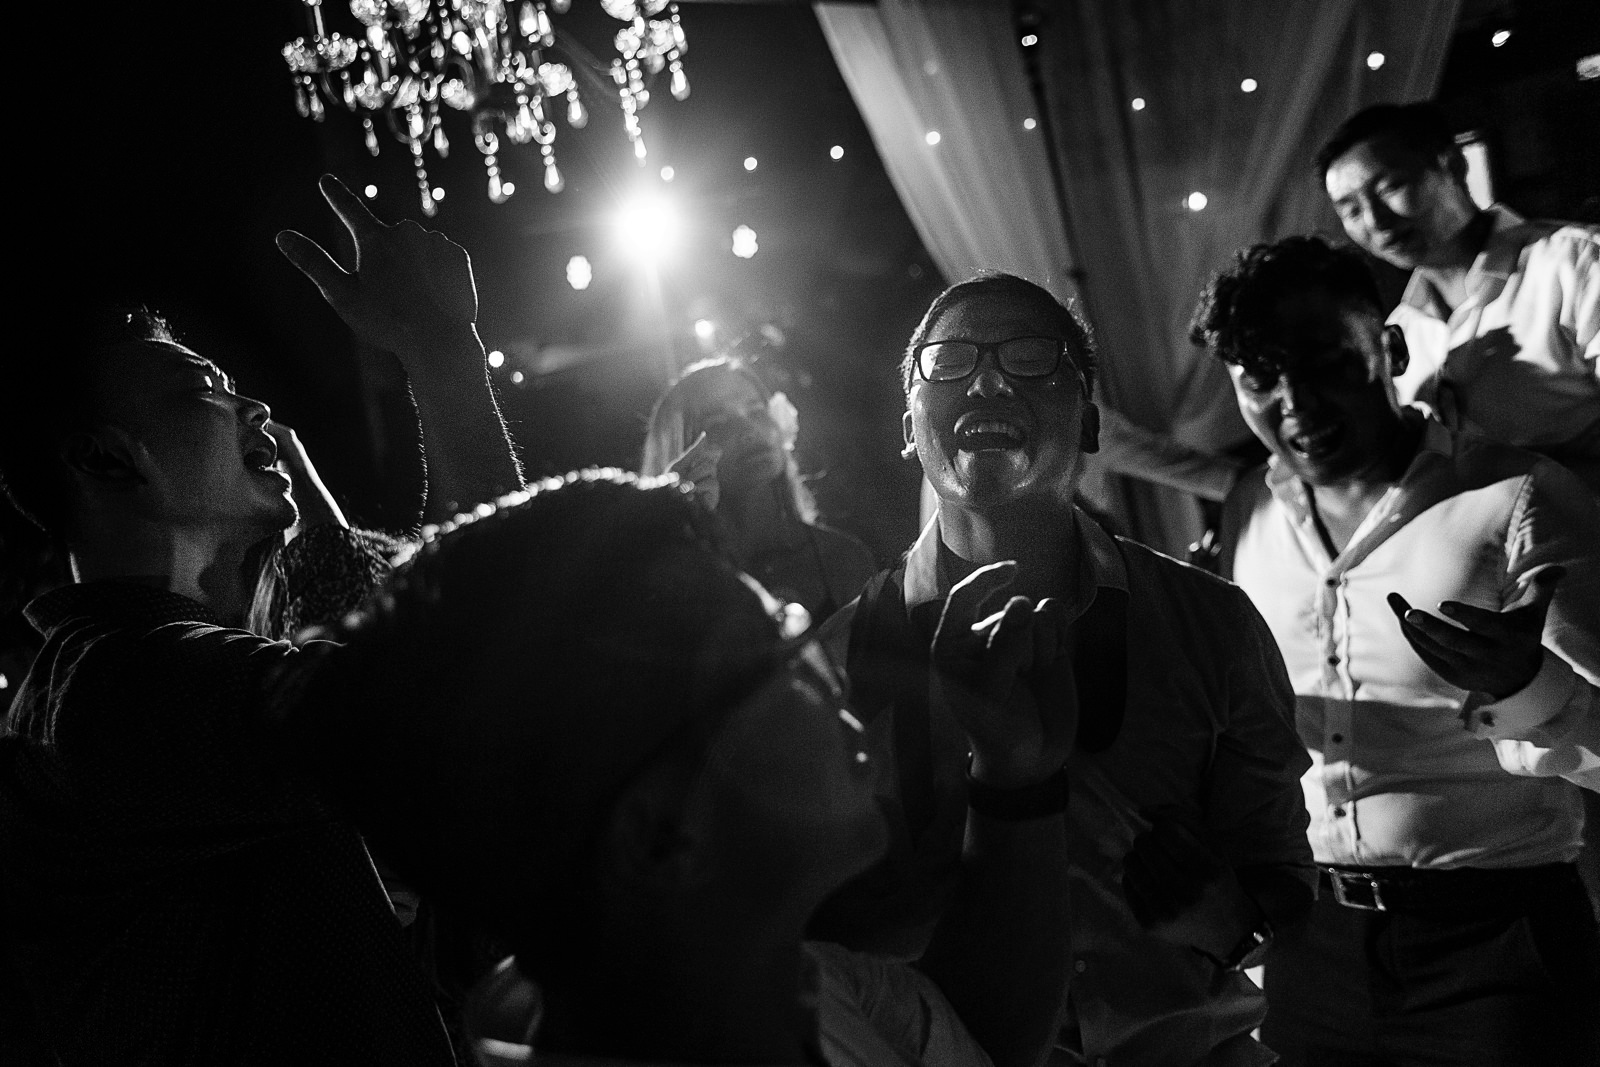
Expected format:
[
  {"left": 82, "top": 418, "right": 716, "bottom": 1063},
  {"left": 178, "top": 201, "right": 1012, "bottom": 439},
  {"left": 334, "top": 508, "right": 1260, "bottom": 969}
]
[{"left": 0, "top": 580, "right": 455, "bottom": 1066}]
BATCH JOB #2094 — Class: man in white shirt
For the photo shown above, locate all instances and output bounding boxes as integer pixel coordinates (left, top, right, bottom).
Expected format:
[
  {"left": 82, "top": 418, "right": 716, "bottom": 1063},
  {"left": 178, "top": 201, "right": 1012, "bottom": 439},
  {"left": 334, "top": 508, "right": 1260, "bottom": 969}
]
[
  {"left": 1194, "top": 234, "right": 1600, "bottom": 1065},
  {"left": 1318, "top": 102, "right": 1599, "bottom": 487}
]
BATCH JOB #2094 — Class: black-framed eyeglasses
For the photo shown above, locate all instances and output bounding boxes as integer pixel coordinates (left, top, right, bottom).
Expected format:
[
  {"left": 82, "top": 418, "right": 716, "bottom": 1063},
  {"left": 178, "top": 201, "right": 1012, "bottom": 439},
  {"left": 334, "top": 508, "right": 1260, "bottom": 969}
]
[{"left": 914, "top": 336, "right": 1072, "bottom": 384}]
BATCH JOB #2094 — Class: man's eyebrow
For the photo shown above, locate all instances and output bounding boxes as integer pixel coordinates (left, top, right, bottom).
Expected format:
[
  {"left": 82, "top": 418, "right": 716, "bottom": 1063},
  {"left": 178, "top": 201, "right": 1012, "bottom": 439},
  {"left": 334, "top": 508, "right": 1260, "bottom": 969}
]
[{"left": 183, "top": 360, "right": 234, "bottom": 391}]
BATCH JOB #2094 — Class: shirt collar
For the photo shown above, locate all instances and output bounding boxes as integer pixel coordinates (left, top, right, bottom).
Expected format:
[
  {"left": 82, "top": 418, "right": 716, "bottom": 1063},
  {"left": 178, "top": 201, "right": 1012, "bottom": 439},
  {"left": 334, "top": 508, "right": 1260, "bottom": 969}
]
[
  {"left": 1397, "top": 204, "right": 1527, "bottom": 316},
  {"left": 25, "top": 580, "right": 218, "bottom": 637},
  {"left": 902, "top": 506, "right": 1128, "bottom": 611},
  {"left": 1263, "top": 409, "right": 1452, "bottom": 514}
]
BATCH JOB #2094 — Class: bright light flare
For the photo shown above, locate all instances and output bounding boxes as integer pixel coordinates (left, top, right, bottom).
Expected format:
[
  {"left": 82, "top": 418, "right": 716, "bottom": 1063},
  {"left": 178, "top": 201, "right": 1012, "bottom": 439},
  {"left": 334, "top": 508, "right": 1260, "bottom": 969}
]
[
  {"left": 829, "top": 145, "right": 844, "bottom": 160},
  {"left": 743, "top": 156, "right": 758, "bottom": 171},
  {"left": 612, "top": 193, "right": 683, "bottom": 265},
  {"left": 694, "top": 318, "right": 716, "bottom": 340},
  {"left": 1366, "top": 51, "right": 1386, "bottom": 70},
  {"left": 1131, "top": 97, "right": 1146, "bottom": 111},
  {"left": 1240, "top": 78, "right": 1257, "bottom": 92},
  {"left": 1023, "top": 117, "right": 1037, "bottom": 130},
  {"left": 567, "top": 254, "right": 592, "bottom": 290},
  {"left": 487, "top": 350, "right": 505, "bottom": 368},
  {"left": 1020, "top": 34, "right": 1038, "bottom": 47},
  {"left": 1186, "top": 191, "right": 1208, "bottom": 212},
  {"left": 1491, "top": 29, "right": 1511, "bottom": 47},
  {"left": 363, "top": 184, "right": 378, "bottom": 198},
  {"left": 925, "top": 130, "right": 942, "bottom": 146},
  {"left": 732, "top": 225, "right": 758, "bottom": 259}
]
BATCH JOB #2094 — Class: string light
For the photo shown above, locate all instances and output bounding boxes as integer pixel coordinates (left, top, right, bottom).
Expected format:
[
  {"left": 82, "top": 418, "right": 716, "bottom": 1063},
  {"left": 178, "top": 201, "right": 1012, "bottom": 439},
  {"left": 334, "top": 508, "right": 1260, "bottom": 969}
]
[
  {"left": 743, "top": 156, "right": 758, "bottom": 171},
  {"left": 432, "top": 187, "right": 445, "bottom": 201},
  {"left": 1023, "top": 118, "right": 1037, "bottom": 130},
  {"left": 567, "top": 255, "right": 592, "bottom": 290},
  {"left": 510, "top": 370, "right": 525, "bottom": 384},
  {"left": 503, "top": 181, "right": 516, "bottom": 195},
  {"left": 925, "top": 130, "right": 942, "bottom": 146},
  {"left": 1491, "top": 29, "right": 1511, "bottom": 47},
  {"left": 1131, "top": 97, "right": 1146, "bottom": 111},
  {"left": 1240, "top": 78, "right": 1257, "bottom": 92},
  {"left": 1186, "top": 191, "right": 1208, "bottom": 212},
  {"left": 487, "top": 350, "right": 505, "bottom": 368},
  {"left": 829, "top": 145, "right": 844, "bottom": 160},
  {"left": 661, "top": 166, "right": 676, "bottom": 182},
  {"left": 363, "top": 184, "right": 378, "bottom": 198},
  {"left": 694, "top": 318, "right": 716, "bottom": 340},
  {"left": 1020, "top": 33, "right": 1039, "bottom": 47},
  {"left": 1367, "top": 51, "right": 1386, "bottom": 70}
]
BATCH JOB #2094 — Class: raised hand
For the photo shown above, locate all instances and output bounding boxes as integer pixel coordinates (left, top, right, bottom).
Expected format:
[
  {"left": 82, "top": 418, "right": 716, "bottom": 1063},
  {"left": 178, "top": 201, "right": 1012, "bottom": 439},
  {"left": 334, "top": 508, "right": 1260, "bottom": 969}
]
[
  {"left": 666, "top": 432, "right": 724, "bottom": 513},
  {"left": 1123, "top": 807, "right": 1260, "bottom": 961},
  {"left": 275, "top": 174, "right": 478, "bottom": 362},
  {"left": 1388, "top": 566, "right": 1563, "bottom": 700},
  {"left": 265, "top": 421, "right": 348, "bottom": 532},
  {"left": 930, "top": 561, "right": 1077, "bottom": 789}
]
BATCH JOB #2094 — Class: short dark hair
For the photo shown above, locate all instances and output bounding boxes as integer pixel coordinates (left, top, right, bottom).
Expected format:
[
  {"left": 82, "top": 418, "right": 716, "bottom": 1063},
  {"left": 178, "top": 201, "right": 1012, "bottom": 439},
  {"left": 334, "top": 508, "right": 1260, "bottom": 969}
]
[
  {"left": 1313, "top": 101, "right": 1461, "bottom": 181},
  {"left": 276, "top": 470, "right": 790, "bottom": 981},
  {"left": 1189, "top": 235, "right": 1384, "bottom": 377},
  {"left": 901, "top": 272, "right": 1096, "bottom": 398},
  {"left": 0, "top": 306, "right": 178, "bottom": 540}
]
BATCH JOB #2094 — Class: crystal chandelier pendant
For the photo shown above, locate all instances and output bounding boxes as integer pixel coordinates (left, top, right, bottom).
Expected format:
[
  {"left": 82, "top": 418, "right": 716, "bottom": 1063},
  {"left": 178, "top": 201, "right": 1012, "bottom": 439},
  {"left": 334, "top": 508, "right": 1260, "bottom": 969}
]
[{"left": 281, "top": 0, "right": 689, "bottom": 204}]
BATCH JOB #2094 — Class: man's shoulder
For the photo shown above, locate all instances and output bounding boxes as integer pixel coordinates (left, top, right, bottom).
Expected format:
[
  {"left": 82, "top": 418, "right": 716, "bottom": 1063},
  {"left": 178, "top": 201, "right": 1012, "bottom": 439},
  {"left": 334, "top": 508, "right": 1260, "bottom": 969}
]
[
  {"left": 1114, "top": 533, "right": 1246, "bottom": 601},
  {"left": 1508, "top": 216, "right": 1599, "bottom": 270}
]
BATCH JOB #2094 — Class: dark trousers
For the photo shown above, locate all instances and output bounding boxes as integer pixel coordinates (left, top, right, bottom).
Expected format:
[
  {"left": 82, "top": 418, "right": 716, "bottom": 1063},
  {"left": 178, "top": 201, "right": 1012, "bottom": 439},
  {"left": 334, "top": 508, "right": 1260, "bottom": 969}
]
[{"left": 1261, "top": 864, "right": 1600, "bottom": 1067}]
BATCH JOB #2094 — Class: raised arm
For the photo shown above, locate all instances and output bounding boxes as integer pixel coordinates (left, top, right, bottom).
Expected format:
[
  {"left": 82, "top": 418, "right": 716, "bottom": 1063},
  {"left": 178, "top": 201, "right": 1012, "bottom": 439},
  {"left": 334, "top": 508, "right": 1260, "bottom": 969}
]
[
  {"left": 915, "top": 562, "right": 1074, "bottom": 1067},
  {"left": 277, "top": 175, "right": 523, "bottom": 521}
]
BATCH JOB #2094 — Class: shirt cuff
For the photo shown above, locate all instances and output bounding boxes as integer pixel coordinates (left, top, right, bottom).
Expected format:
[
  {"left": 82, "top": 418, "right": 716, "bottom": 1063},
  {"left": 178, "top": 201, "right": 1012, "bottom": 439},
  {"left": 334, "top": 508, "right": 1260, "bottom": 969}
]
[{"left": 1462, "top": 649, "right": 1581, "bottom": 741}]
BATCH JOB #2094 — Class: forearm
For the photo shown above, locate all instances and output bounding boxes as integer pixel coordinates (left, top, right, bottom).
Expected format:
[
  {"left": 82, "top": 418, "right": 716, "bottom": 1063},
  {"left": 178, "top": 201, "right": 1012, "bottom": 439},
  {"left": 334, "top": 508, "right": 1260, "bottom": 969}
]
[
  {"left": 399, "top": 325, "right": 523, "bottom": 520},
  {"left": 916, "top": 809, "right": 1071, "bottom": 1067}
]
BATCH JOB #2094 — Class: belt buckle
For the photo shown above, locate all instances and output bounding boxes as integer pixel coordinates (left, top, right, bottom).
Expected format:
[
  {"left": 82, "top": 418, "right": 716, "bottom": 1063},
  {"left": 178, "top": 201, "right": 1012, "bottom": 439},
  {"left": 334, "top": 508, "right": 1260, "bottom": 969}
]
[{"left": 1328, "top": 869, "right": 1387, "bottom": 911}]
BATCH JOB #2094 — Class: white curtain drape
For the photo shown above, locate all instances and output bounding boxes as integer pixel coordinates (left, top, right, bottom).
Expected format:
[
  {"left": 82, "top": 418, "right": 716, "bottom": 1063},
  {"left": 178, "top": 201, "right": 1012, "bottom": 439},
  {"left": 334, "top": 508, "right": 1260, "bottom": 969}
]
[{"left": 817, "top": 0, "right": 1460, "bottom": 555}]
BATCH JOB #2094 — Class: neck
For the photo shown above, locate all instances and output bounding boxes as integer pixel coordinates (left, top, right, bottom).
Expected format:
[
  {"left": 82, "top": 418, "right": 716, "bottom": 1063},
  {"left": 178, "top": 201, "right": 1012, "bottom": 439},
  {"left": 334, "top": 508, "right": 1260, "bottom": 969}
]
[
  {"left": 935, "top": 494, "right": 1081, "bottom": 599},
  {"left": 70, "top": 517, "right": 273, "bottom": 626},
  {"left": 542, "top": 903, "right": 815, "bottom": 1064},
  {"left": 1307, "top": 411, "right": 1425, "bottom": 517},
  {"left": 1415, "top": 209, "right": 1493, "bottom": 290}
]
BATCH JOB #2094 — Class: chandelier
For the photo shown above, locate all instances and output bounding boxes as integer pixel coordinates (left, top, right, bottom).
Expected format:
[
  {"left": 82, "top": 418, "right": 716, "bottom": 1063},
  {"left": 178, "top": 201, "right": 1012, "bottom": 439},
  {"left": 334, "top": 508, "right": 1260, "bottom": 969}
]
[{"left": 282, "top": 0, "right": 689, "bottom": 215}]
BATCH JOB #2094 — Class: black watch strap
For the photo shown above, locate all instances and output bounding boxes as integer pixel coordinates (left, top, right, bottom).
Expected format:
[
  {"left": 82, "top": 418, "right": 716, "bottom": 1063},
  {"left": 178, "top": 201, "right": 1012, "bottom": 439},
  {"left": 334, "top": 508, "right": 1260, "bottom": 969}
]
[{"left": 964, "top": 761, "right": 1071, "bottom": 821}]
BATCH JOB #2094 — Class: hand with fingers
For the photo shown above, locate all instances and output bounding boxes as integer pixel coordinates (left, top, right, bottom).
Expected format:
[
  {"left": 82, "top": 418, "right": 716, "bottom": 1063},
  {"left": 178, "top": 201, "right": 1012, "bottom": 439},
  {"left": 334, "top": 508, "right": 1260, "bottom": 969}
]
[
  {"left": 666, "top": 432, "right": 724, "bottom": 513},
  {"left": 265, "top": 422, "right": 348, "bottom": 531},
  {"left": 931, "top": 561, "right": 1078, "bottom": 789},
  {"left": 276, "top": 174, "right": 479, "bottom": 368},
  {"left": 1122, "top": 806, "right": 1261, "bottom": 961},
  {"left": 1388, "top": 566, "right": 1564, "bottom": 700}
]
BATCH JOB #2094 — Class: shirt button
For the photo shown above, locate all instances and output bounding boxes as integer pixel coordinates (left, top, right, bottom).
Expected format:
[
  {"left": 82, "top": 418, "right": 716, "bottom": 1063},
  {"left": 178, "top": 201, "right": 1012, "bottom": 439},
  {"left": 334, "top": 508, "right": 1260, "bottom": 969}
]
[
  {"left": 1074, "top": 959, "right": 1087, "bottom": 973},
  {"left": 1325, "top": 577, "right": 1339, "bottom": 587},
  {"left": 1327, "top": 655, "right": 1340, "bottom": 666},
  {"left": 1331, "top": 733, "right": 1344, "bottom": 743},
  {"left": 1333, "top": 806, "right": 1347, "bottom": 817},
  {"left": 1480, "top": 711, "right": 1495, "bottom": 727}
]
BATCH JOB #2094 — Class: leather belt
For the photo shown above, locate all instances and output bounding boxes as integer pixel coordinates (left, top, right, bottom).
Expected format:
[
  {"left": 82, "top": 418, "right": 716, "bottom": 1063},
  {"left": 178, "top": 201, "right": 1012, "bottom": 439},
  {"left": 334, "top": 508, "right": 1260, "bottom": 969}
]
[{"left": 1319, "top": 863, "right": 1576, "bottom": 913}]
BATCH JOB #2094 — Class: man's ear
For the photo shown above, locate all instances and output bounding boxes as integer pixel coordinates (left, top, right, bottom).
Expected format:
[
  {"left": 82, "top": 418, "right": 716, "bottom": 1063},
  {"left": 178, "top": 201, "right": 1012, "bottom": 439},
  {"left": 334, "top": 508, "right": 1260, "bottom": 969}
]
[
  {"left": 901, "top": 410, "right": 918, "bottom": 459},
  {"left": 1383, "top": 324, "right": 1409, "bottom": 379},
  {"left": 1080, "top": 402, "right": 1100, "bottom": 455},
  {"left": 61, "top": 429, "right": 144, "bottom": 488}
]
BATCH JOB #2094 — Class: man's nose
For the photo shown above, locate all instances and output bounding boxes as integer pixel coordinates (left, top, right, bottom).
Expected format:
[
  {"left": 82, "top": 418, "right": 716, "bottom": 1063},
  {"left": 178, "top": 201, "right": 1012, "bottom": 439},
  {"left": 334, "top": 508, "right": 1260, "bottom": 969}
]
[
  {"left": 1277, "top": 376, "right": 1319, "bottom": 417},
  {"left": 1361, "top": 195, "right": 1396, "bottom": 233},
  {"left": 966, "top": 354, "right": 1015, "bottom": 399},
  {"left": 239, "top": 395, "right": 270, "bottom": 426}
]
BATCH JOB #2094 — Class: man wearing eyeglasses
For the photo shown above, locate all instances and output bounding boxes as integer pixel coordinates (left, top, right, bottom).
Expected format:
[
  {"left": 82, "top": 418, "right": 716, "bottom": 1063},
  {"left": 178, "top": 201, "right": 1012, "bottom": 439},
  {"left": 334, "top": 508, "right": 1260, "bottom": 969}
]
[{"left": 813, "top": 272, "right": 1316, "bottom": 1067}]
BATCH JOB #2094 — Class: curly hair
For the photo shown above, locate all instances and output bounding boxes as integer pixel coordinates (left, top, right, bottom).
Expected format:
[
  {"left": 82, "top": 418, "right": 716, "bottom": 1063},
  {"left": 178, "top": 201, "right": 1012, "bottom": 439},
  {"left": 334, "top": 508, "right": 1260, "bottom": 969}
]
[
  {"left": 1189, "top": 235, "right": 1383, "bottom": 378},
  {"left": 276, "top": 470, "right": 790, "bottom": 979},
  {"left": 901, "top": 272, "right": 1096, "bottom": 398}
]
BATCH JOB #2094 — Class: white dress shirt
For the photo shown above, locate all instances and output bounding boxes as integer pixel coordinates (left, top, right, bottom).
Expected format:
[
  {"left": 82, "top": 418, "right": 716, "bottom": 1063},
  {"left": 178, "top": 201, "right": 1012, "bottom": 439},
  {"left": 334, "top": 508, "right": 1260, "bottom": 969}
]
[
  {"left": 1223, "top": 417, "right": 1600, "bottom": 870},
  {"left": 1389, "top": 206, "right": 1599, "bottom": 472}
]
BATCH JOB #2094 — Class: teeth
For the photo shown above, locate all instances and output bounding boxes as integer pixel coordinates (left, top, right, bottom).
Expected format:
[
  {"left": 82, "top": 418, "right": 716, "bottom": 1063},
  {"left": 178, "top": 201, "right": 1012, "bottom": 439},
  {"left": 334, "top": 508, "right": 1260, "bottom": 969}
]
[{"left": 959, "top": 419, "right": 1023, "bottom": 442}]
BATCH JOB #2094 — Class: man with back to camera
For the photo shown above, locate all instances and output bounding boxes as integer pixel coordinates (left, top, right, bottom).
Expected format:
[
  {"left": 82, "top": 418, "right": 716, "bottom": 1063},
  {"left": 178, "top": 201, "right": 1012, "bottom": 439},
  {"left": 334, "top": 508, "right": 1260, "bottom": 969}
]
[
  {"left": 1193, "top": 234, "right": 1600, "bottom": 1065},
  {"left": 811, "top": 272, "right": 1317, "bottom": 1066},
  {"left": 0, "top": 176, "right": 519, "bottom": 1064},
  {"left": 1318, "top": 101, "right": 1598, "bottom": 487},
  {"left": 268, "top": 469, "right": 1077, "bottom": 1067}
]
